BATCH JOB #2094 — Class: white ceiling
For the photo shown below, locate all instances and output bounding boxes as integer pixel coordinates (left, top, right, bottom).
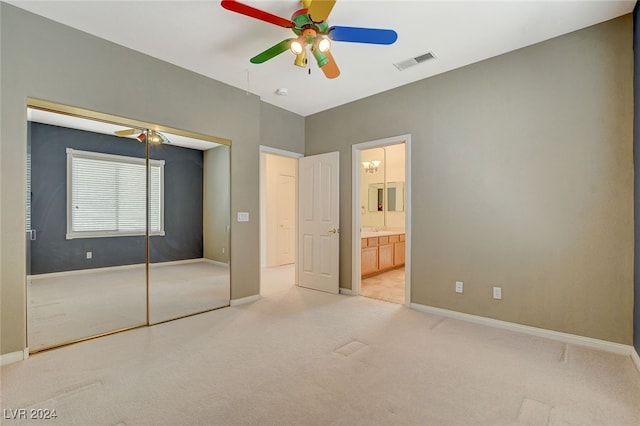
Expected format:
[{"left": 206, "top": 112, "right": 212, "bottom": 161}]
[
  {"left": 9, "top": 0, "right": 636, "bottom": 117},
  {"left": 28, "top": 109, "right": 222, "bottom": 150}
]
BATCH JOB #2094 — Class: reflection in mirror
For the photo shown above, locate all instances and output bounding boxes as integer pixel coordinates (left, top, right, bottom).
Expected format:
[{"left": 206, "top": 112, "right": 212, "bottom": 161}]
[
  {"left": 26, "top": 108, "right": 147, "bottom": 352},
  {"left": 361, "top": 144, "right": 406, "bottom": 230},
  {"left": 387, "top": 182, "right": 404, "bottom": 212},
  {"left": 368, "top": 183, "right": 384, "bottom": 212},
  {"left": 25, "top": 106, "right": 231, "bottom": 351},
  {"left": 148, "top": 136, "right": 230, "bottom": 324}
]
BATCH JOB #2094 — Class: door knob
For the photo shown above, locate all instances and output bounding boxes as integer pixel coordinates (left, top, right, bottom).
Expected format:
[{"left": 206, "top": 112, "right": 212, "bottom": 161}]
[{"left": 329, "top": 228, "right": 339, "bottom": 234}]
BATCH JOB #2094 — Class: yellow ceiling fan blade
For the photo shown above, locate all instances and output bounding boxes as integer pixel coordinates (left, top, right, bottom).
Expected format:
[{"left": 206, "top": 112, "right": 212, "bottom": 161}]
[
  {"left": 114, "top": 128, "right": 138, "bottom": 137},
  {"left": 307, "top": 0, "right": 336, "bottom": 23}
]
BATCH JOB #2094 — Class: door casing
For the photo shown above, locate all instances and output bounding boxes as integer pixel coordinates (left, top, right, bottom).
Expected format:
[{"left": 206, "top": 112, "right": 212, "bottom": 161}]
[{"left": 352, "top": 135, "right": 412, "bottom": 305}]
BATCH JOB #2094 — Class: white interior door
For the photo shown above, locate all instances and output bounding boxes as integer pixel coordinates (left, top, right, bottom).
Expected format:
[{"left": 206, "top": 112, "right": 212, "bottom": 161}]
[
  {"left": 276, "top": 174, "right": 295, "bottom": 265},
  {"left": 298, "top": 151, "right": 340, "bottom": 294}
]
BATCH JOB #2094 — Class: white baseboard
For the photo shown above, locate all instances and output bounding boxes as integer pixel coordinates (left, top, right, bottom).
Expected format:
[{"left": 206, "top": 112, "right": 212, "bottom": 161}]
[
  {"left": 632, "top": 348, "right": 640, "bottom": 374},
  {"left": 230, "top": 294, "right": 261, "bottom": 306},
  {"left": 410, "top": 303, "right": 634, "bottom": 356},
  {"left": 339, "top": 288, "right": 353, "bottom": 296},
  {"left": 1, "top": 348, "right": 28, "bottom": 366},
  {"left": 29, "top": 258, "right": 219, "bottom": 281},
  {"left": 201, "top": 259, "right": 230, "bottom": 268}
]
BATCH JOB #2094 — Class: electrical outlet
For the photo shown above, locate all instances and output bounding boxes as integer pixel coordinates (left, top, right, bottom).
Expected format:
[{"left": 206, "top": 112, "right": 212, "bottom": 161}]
[
  {"left": 455, "top": 281, "right": 463, "bottom": 293},
  {"left": 493, "top": 286, "right": 502, "bottom": 300},
  {"left": 222, "top": 247, "right": 225, "bottom": 254},
  {"left": 86, "top": 251, "right": 92, "bottom": 259}
]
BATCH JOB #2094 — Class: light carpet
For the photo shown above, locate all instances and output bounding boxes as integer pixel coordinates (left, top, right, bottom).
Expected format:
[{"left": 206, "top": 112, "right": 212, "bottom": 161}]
[
  {"left": 2, "top": 265, "right": 639, "bottom": 425},
  {"left": 28, "top": 261, "right": 230, "bottom": 351}
]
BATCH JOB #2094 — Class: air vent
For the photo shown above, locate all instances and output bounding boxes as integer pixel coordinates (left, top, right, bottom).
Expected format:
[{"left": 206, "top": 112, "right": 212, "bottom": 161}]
[{"left": 393, "top": 51, "right": 436, "bottom": 71}]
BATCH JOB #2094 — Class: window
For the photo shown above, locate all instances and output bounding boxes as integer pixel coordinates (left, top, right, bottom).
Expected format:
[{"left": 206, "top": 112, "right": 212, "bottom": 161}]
[{"left": 66, "top": 148, "right": 165, "bottom": 239}]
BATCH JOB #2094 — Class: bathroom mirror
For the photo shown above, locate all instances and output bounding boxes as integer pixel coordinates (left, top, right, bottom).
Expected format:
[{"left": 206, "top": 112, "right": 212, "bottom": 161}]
[
  {"left": 368, "top": 183, "right": 384, "bottom": 212},
  {"left": 368, "top": 182, "right": 404, "bottom": 212},
  {"left": 387, "top": 182, "right": 404, "bottom": 212}
]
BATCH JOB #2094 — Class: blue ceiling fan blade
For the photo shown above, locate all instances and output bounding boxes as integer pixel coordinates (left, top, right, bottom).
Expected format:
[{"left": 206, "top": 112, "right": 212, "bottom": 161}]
[{"left": 328, "top": 26, "right": 398, "bottom": 45}]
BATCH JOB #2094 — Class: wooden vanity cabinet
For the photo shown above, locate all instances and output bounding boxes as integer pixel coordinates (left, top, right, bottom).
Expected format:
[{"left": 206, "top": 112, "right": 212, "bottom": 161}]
[
  {"left": 361, "top": 233, "right": 405, "bottom": 277},
  {"left": 361, "top": 237, "right": 379, "bottom": 275},
  {"left": 378, "top": 236, "right": 394, "bottom": 270},
  {"left": 393, "top": 234, "right": 405, "bottom": 266}
]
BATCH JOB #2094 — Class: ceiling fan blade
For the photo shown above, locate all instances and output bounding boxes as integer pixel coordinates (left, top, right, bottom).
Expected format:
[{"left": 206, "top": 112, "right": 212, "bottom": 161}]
[
  {"left": 250, "top": 39, "right": 294, "bottom": 64},
  {"left": 221, "top": 0, "right": 294, "bottom": 28},
  {"left": 329, "top": 26, "right": 398, "bottom": 45},
  {"left": 307, "top": 0, "right": 336, "bottom": 23},
  {"left": 319, "top": 50, "right": 340, "bottom": 79},
  {"left": 114, "top": 128, "right": 138, "bottom": 137}
]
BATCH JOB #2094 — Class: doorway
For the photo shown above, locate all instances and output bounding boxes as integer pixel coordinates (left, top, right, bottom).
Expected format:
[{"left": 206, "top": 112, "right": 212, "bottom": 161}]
[
  {"left": 259, "top": 147, "right": 302, "bottom": 295},
  {"left": 352, "top": 135, "right": 411, "bottom": 306}
]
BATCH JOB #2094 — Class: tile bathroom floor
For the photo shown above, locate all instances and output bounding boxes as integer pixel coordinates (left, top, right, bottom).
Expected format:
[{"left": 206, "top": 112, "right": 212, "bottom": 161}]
[{"left": 361, "top": 267, "right": 405, "bottom": 304}]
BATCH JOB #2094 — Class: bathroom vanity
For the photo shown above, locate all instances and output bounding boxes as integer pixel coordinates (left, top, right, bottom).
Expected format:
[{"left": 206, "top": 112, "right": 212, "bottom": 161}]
[{"left": 361, "top": 231, "right": 405, "bottom": 277}]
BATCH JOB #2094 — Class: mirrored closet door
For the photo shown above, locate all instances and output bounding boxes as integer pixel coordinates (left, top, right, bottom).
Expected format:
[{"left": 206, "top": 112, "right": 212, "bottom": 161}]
[
  {"left": 26, "top": 104, "right": 230, "bottom": 352},
  {"left": 27, "top": 109, "right": 148, "bottom": 351},
  {"left": 147, "top": 133, "right": 231, "bottom": 324}
]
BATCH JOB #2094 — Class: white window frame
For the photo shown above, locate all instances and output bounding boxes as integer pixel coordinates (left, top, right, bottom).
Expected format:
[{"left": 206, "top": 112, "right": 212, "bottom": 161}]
[{"left": 66, "top": 148, "right": 165, "bottom": 239}]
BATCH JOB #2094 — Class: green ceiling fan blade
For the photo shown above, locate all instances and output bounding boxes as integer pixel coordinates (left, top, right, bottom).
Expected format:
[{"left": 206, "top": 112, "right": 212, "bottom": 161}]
[{"left": 250, "top": 39, "right": 294, "bottom": 64}]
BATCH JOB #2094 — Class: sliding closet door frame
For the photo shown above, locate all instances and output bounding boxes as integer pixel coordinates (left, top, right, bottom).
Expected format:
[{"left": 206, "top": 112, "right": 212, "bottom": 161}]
[{"left": 25, "top": 98, "right": 230, "bottom": 353}]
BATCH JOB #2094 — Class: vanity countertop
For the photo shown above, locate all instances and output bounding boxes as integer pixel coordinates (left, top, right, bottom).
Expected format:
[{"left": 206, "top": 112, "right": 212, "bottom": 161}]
[{"left": 361, "top": 230, "right": 405, "bottom": 239}]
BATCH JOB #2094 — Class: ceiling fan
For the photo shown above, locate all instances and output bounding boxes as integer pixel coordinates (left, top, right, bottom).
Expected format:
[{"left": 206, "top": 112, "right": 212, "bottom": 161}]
[
  {"left": 220, "top": 0, "right": 398, "bottom": 79},
  {"left": 114, "top": 128, "right": 171, "bottom": 144}
]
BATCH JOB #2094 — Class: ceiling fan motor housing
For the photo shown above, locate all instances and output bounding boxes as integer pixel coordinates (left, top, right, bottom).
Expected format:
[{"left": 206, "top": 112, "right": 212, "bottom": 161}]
[{"left": 292, "top": 9, "right": 329, "bottom": 36}]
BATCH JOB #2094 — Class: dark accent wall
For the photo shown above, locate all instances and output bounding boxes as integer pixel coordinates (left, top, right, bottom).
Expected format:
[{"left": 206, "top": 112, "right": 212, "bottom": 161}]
[
  {"left": 634, "top": 2, "right": 640, "bottom": 355},
  {"left": 29, "top": 122, "right": 203, "bottom": 274}
]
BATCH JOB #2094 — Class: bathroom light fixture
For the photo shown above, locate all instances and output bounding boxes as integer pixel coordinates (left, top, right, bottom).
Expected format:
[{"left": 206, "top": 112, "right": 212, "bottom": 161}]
[{"left": 362, "top": 160, "right": 381, "bottom": 173}]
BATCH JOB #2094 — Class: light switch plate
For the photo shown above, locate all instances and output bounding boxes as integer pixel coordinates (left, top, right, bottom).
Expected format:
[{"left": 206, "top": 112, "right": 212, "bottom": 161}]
[
  {"left": 455, "top": 281, "right": 463, "bottom": 293},
  {"left": 237, "top": 212, "right": 249, "bottom": 222},
  {"left": 493, "top": 287, "right": 502, "bottom": 300}
]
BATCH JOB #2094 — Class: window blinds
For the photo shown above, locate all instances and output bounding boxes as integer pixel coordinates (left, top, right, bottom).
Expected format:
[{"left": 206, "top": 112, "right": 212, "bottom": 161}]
[{"left": 67, "top": 149, "right": 164, "bottom": 239}]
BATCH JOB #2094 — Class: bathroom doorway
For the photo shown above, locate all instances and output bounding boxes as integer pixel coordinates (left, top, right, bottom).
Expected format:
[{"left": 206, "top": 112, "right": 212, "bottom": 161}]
[
  {"left": 352, "top": 135, "right": 411, "bottom": 305},
  {"left": 259, "top": 146, "right": 302, "bottom": 295}
]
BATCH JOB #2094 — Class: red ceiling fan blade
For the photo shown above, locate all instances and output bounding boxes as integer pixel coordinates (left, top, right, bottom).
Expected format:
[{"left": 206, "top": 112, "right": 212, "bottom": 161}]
[{"left": 221, "top": 0, "right": 294, "bottom": 28}]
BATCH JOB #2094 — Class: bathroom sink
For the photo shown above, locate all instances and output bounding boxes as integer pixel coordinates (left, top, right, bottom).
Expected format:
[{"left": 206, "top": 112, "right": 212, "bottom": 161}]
[{"left": 361, "top": 230, "right": 403, "bottom": 238}]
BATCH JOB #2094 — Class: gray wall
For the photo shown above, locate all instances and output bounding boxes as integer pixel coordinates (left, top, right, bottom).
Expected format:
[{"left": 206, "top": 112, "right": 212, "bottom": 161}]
[
  {"left": 204, "top": 145, "right": 231, "bottom": 263},
  {"left": 0, "top": 4, "right": 303, "bottom": 356},
  {"left": 29, "top": 122, "right": 204, "bottom": 274},
  {"left": 260, "top": 102, "right": 305, "bottom": 154},
  {"left": 306, "top": 16, "right": 634, "bottom": 344},
  {"left": 634, "top": 3, "right": 640, "bottom": 356}
]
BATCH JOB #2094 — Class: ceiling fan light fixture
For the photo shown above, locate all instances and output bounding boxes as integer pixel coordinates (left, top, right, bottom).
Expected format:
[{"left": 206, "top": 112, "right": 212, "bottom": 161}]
[
  {"left": 316, "top": 36, "right": 331, "bottom": 53},
  {"left": 290, "top": 38, "right": 305, "bottom": 55},
  {"left": 293, "top": 50, "right": 307, "bottom": 67}
]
